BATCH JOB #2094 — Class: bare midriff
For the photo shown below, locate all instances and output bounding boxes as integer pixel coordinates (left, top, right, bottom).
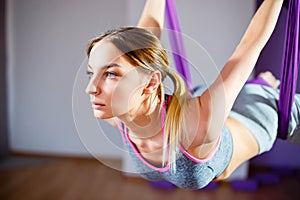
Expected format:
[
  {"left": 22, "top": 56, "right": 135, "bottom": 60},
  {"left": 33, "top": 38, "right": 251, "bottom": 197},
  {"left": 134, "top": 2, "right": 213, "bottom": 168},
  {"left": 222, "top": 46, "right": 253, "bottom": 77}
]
[{"left": 215, "top": 117, "right": 259, "bottom": 181}]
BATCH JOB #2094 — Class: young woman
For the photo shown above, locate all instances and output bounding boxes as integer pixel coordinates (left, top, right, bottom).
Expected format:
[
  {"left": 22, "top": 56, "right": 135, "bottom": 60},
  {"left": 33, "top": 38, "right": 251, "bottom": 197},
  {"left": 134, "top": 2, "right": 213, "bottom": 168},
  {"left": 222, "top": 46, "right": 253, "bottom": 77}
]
[{"left": 85, "top": 0, "right": 299, "bottom": 190}]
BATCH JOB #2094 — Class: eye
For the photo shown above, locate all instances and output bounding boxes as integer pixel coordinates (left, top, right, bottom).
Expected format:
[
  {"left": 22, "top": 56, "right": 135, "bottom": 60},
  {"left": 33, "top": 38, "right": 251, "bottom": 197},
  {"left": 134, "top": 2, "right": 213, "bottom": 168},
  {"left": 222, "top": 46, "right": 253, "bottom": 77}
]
[
  {"left": 105, "top": 71, "right": 117, "bottom": 79},
  {"left": 86, "top": 71, "right": 93, "bottom": 79}
]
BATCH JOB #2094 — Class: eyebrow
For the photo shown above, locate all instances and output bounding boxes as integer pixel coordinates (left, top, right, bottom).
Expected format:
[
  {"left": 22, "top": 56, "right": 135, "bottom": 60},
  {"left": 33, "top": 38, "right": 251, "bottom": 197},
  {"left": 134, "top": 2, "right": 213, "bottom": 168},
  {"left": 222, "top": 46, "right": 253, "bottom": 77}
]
[{"left": 88, "top": 63, "right": 121, "bottom": 71}]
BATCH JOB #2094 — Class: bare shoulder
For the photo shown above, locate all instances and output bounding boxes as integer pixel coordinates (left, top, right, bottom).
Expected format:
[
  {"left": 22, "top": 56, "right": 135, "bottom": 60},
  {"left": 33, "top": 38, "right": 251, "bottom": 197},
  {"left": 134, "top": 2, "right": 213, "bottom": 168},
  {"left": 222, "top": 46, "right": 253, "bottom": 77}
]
[
  {"left": 179, "top": 96, "right": 220, "bottom": 159},
  {"left": 182, "top": 97, "right": 213, "bottom": 148}
]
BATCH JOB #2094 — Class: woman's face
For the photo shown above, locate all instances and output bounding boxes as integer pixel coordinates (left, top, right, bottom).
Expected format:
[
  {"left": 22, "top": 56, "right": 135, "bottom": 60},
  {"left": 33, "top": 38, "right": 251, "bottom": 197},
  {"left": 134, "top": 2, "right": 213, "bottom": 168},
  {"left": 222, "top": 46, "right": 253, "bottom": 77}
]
[{"left": 85, "top": 41, "right": 149, "bottom": 119}]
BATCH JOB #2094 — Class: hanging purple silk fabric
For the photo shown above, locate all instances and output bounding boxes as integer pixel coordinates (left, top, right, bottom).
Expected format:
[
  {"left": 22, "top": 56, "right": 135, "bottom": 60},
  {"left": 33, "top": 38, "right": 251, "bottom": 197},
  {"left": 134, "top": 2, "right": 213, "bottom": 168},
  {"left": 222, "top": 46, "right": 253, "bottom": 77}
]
[
  {"left": 165, "top": 0, "right": 299, "bottom": 139},
  {"left": 278, "top": 0, "right": 300, "bottom": 139},
  {"left": 165, "top": 0, "right": 193, "bottom": 91}
]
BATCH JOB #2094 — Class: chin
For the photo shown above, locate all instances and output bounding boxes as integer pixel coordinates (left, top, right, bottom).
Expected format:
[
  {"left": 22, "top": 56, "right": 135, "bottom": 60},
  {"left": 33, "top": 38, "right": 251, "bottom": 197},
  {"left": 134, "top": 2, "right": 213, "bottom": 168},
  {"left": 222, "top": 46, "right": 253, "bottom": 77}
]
[{"left": 93, "top": 111, "right": 113, "bottom": 119}]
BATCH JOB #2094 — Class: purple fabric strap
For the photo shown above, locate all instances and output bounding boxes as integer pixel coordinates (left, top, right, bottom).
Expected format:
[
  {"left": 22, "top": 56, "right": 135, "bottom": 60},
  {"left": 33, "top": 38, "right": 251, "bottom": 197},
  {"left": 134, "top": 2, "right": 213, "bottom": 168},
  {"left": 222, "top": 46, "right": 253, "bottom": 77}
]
[
  {"left": 246, "top": 77, "right": 273, "bottom": 88},
  {"left": 165, "top": 0, "right": 193, "bottom": 91},
  {"left": 278, "top": 0, "right": 300, "bottom": 139}
]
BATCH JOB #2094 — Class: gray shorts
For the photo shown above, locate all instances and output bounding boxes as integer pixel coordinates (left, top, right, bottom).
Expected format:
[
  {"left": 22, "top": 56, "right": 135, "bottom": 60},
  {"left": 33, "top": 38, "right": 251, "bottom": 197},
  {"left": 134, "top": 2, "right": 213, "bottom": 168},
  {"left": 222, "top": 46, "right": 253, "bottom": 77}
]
[{"left": 229, "top": 84, "right": 300, "bottom": 154}]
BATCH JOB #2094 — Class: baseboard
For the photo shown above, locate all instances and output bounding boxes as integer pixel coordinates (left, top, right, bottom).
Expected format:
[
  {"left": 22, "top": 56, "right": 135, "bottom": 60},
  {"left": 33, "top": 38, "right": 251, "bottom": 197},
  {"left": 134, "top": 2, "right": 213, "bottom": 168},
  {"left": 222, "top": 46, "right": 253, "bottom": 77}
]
[{"left": 9, "top": 150, "right": 122, "bottom": 167}]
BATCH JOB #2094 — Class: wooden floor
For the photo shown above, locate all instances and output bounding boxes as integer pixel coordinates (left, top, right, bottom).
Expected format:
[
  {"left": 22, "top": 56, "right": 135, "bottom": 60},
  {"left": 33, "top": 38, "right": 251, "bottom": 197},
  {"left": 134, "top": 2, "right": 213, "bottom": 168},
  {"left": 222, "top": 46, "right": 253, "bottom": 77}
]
[{"left": 0, "top": 155, "right": 299, "bottom": 200}]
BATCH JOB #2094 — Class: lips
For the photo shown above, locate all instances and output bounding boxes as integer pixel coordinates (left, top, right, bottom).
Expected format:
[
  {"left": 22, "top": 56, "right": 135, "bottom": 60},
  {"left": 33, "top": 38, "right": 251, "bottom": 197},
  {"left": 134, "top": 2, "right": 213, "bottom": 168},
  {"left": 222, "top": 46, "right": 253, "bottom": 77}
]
[{"left": 91, "top": 101, "right": 105, "bottom": 109}]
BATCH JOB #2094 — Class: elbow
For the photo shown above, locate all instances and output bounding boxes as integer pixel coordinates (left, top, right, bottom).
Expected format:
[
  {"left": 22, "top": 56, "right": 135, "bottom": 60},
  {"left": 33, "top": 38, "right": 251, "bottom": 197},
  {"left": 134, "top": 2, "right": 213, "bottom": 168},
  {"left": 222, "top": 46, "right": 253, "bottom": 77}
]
[{"left": 138, "top": 16, "right": 162, "bottom": 38}]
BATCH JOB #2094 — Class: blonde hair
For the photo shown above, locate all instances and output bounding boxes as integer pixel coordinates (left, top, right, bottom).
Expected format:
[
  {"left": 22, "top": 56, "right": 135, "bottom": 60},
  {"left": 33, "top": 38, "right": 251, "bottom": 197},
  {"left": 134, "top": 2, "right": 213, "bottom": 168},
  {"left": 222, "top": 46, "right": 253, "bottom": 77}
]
[{"left": 87, "top": 27, "right": 189, "bottom": 171}]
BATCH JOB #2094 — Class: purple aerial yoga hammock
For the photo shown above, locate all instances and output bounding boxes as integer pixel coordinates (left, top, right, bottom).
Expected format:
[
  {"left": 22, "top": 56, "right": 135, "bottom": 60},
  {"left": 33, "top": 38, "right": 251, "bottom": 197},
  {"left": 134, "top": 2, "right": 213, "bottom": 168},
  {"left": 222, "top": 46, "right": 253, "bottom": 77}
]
[
  {"left": 165, "top": 0, "right": 299, "bottom": 140},
  {"left": 278, "top": 0, "right": 299, "bottom": 139},
  {"left": 165, "top": 0, "right": 193, "bottom": 91}
]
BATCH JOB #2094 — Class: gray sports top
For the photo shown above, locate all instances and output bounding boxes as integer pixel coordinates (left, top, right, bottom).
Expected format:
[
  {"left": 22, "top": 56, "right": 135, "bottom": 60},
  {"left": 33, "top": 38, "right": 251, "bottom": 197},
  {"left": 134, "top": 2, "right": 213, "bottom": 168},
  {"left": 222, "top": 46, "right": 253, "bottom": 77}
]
[{"left": 119, "top": 92, "right": 233, "bottom": 190}]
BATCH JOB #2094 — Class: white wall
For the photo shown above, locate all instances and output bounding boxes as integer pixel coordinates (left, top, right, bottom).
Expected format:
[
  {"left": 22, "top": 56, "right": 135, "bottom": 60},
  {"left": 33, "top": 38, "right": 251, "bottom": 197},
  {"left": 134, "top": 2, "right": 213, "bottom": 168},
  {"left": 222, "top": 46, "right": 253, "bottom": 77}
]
[
  {"left": 6, "top": 0, "right": 255, "bottom": 160},
  {"left": 6, "top": 0, "right": 128, "bottom": 159}
]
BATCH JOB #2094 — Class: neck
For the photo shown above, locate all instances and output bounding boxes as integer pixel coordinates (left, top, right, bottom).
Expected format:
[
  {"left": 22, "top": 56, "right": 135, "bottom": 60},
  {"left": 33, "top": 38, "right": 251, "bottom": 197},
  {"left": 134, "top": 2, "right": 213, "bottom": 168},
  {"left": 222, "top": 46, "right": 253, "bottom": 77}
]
[{"left": 118, "top": 96, "right": 163, "bottom": 140}]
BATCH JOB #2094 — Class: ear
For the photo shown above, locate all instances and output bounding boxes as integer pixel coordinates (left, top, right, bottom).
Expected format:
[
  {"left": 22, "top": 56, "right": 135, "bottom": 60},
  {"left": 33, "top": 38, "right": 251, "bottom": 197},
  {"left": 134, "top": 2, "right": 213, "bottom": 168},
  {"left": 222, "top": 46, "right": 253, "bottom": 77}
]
[{"left": 142, "top": 71, "right": 161, "bottom": 95}]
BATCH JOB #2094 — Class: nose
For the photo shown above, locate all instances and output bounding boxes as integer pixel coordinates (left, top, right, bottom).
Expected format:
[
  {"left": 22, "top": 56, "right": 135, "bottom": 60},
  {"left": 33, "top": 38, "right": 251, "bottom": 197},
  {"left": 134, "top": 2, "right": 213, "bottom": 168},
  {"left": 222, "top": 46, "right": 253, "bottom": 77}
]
[{"left": 85, "top": 78, "right": 101, "bottom": 95}]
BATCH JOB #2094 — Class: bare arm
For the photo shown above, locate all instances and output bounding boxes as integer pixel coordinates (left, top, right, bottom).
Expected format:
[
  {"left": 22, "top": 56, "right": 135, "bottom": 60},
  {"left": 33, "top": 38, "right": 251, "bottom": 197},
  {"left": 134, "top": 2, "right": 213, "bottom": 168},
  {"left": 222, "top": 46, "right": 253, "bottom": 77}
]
[
  {"left": 137, "top": 0, "right": 166, "bottom": 38},
  {"left": 194, "top": 0, "right": 284, "bottom": 146}
]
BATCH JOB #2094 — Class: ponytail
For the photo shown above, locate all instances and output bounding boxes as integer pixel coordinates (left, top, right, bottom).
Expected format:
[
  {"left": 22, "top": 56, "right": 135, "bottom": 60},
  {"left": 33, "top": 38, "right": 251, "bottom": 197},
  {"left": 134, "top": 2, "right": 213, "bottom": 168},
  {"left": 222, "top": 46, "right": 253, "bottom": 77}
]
[{"left": 162, "top": 70, "right": 189, "bottom": 172}]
